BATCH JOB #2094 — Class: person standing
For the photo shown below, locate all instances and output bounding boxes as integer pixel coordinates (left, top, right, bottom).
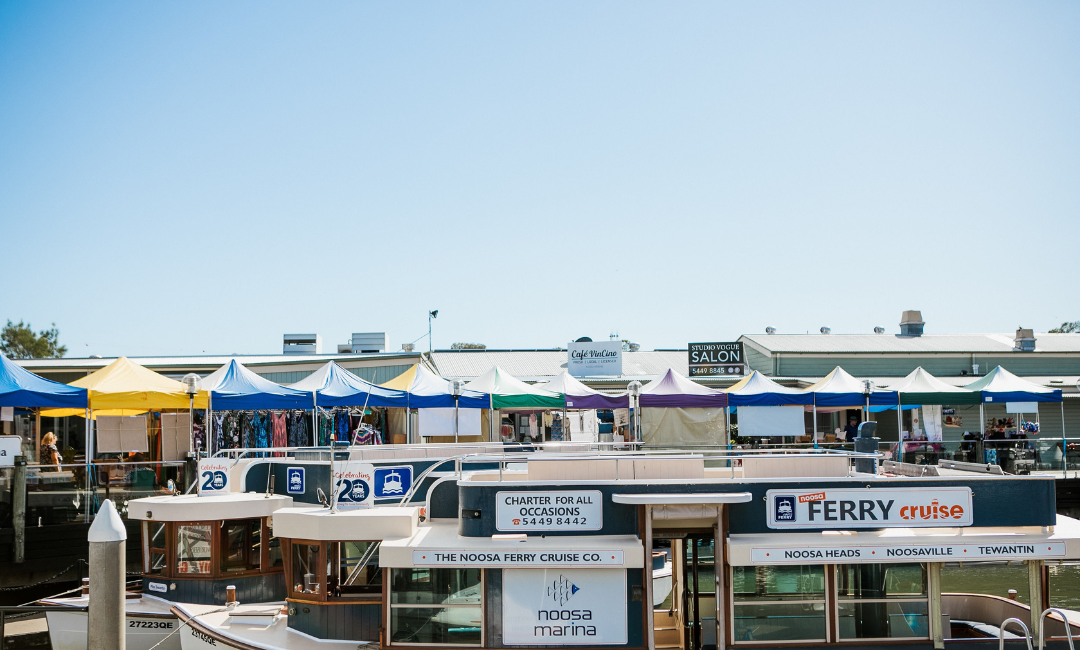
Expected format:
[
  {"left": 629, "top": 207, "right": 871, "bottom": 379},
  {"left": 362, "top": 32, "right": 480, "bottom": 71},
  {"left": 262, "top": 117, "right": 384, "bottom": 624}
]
[
  {"left": 843, "top": 417, "right": 860, "bottom": 443},
  {"left": 39, "top": 432, "right": 61, "bottom": 471}
]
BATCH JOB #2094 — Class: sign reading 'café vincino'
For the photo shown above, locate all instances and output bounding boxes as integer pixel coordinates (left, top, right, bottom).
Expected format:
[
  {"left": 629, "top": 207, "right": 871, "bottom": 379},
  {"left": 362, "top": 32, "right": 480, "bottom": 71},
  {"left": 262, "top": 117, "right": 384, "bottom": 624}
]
[{"left": 567, "top": 341, "right": 623, "bottom": 377}]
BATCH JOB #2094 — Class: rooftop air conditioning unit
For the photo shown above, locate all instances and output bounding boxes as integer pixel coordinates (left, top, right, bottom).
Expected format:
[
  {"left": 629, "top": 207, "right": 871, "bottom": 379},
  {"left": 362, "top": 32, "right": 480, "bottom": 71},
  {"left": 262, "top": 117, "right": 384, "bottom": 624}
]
[{"left": 820, "top": 327, "right": 831, "bottom": 335}]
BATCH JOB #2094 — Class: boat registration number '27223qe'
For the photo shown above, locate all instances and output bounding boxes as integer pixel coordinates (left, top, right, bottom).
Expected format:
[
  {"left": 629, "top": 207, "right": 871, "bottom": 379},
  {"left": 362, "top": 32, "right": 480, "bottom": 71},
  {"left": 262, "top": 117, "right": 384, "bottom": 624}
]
[{"left": 766, "top": 487, "right": 973, "bottom": 529}]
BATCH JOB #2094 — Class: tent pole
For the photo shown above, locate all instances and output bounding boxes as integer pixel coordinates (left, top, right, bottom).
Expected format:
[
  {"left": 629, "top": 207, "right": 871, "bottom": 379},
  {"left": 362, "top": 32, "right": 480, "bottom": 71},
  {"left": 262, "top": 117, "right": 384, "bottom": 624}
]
[
  {"left": 454, "top": 395, "right": 459, "bottom": 444},
  {"left": 1062, "top": 400, "right": 1068, "bottom": 479},
  {"left": 85, "top": 407, "right": 92, "bottom": 523},
  {"left": 312, "top": 393, "right": 317, "bottom": 448},
  {"left": 489, "top": 395, "right": 494, "bottom": 442},
  {"left": 813, "top": 403, "right": 818, "bottom": 449}
]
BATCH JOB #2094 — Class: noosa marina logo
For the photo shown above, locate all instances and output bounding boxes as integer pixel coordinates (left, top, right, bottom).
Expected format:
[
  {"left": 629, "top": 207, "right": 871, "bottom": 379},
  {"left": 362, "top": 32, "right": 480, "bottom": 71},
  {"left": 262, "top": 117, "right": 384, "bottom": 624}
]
[{"left": 535, "top": 575, "right": 596, "bottom": 638}]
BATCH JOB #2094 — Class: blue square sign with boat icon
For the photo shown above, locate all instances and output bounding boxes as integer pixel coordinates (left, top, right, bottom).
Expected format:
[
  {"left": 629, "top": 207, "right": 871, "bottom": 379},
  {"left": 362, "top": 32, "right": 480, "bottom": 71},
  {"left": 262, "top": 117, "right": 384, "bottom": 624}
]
[
  {"left": 374, "top": 466, "right": 412, "bottom": 499},
  {"left": 286, "top": 467, "right": 305, "bottom": 494}
]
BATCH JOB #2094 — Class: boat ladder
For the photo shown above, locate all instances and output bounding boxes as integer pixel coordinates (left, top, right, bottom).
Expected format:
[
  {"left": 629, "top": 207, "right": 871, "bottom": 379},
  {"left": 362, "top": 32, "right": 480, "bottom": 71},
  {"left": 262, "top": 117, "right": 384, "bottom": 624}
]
[
  {"left": 1000, "top": 618, "right": 1034, "bottom": 650},
  {"left": 1038, "top": 608, "right": 1077, "bottom": 650}
]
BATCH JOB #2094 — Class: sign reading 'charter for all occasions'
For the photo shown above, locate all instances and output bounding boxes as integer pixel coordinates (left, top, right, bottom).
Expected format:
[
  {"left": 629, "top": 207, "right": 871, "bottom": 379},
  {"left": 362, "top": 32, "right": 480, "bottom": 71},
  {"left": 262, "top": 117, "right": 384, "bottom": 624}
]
[
  {"left": 750, "top": 541, "right": 1066, "bottom": 565},
  {"left": 412, "top": 550, "right": 624, "bottom": 567},
  {"left": 766, "top": 487, "right": 973, "bottom": 529},
  {"left": 497, "top": 491, "right": 603, "bottom": 531},
  {"left": 503, "top": 569, "right": 627, "bottom": 645},
  {"left": 688, "top": 342, "right": 745, "bottom": 377},
  {"left": 567, "top": 341, "right": 623, "bottom": 377}
]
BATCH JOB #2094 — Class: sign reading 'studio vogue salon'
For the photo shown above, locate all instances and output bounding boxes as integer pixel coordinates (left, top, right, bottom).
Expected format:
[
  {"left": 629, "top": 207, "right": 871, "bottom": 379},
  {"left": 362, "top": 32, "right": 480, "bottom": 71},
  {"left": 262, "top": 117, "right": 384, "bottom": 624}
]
[
  {"left": 502, "top": 569, "right": 627, "bottom": 645},
  {"left": 568, "top": 341, "right": 623, "bottom": 377}
]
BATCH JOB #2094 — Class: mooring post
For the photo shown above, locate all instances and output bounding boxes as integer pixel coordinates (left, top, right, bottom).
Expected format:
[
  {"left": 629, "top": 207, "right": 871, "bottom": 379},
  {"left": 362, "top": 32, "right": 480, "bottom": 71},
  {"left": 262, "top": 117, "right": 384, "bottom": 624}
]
[
  {"left": 88, "top": 499, "right": 126, "bottom": 650},
  {"left": 12, "top": 456, "right": 26, "bottom": 564}
]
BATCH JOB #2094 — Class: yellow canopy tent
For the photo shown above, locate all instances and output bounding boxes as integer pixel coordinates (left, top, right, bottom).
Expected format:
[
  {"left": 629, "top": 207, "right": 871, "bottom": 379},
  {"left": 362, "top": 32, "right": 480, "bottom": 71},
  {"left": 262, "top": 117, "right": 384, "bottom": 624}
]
[
  {"left": 380, "top": 364, "right": 418, "bottom": 392},
  {"left": 40, "top": 357, "right": 208, "bottom": 417}
]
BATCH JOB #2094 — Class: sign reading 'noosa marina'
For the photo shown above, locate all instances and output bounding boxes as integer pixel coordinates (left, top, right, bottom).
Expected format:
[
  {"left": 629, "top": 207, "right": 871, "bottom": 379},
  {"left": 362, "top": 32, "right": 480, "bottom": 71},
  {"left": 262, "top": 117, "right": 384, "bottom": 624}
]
[{"left": 766, "top": 487, "right": 973, "bottom": 529}]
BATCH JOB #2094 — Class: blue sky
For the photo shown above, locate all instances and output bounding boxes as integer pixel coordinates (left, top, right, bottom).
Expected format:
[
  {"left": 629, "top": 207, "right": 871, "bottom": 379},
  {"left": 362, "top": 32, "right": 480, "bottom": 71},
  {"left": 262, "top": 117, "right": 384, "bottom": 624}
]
[{"left": 1, "top": 2, "right": 1077, "bottom": 357}]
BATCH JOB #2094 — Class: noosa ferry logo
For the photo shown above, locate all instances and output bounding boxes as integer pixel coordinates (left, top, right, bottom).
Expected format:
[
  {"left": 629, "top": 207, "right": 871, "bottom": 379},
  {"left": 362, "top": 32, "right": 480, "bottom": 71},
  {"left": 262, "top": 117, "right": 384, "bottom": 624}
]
[
  {"left": 767, "top": 487, "right": 973, "bottom": 529},
  {"left": 899, "top": 498, "right": 966, "bottom": 521}
]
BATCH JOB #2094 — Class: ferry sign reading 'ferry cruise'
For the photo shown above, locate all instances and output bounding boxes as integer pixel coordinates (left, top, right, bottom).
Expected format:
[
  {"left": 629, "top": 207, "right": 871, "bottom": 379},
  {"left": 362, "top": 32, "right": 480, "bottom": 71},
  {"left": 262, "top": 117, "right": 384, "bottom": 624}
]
[
  {"left": 497, "top": 490, "right": 603, "bottom": 531},
  {"left": 766, "top": 487, "right": 973, "bottom": 529}
]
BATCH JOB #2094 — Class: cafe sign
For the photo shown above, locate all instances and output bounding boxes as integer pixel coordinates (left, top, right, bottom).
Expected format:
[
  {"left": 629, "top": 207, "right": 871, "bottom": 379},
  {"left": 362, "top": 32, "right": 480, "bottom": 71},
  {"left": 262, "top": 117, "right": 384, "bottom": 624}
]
[
  {"left": 568, "top": 341, "right": 623, "bottom": 377},
  {"left": 766, "top": 487, "right": 973, "bottom": 529},
  {"left": 688, "top": 342, "right": 745, "bottom": 377}
]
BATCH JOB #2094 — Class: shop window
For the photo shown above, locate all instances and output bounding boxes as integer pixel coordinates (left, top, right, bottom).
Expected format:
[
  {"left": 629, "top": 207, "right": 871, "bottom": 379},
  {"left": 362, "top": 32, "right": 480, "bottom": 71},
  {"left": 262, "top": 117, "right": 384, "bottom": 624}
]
[
  {"left": 291, "top": 543, "right": 322, "bottom": 597},
  {"left": 732, "top": 565, "right": 826, "bottom": 642},
  {"left": 836, "top": 563, "right": 929, "bottom": 640},
  {"left": 330, "top": 542, "right": 381, "bottom": 597},
  {"left": 176, "top": 525, "right": 212, "bottom": 575},
  {"left": 389, "top": 568, "right": 482, "bottom": 646},
  {"left": 221, "top": 519, "right": 262, "bottom": 573},
  {"left": 144, "top": 521, "right": 167, "bottom": 575}
]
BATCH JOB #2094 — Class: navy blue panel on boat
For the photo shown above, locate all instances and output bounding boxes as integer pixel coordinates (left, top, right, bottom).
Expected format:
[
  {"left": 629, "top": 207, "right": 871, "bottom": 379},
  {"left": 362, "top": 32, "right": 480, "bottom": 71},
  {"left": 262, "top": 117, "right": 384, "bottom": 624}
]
[
  {"left": 203, "top": 359, "right": 312, "bottom": 410},
  {"left": 428, "top": 479, "right": 460, "bottom": 518},
  {"left": 0, "top": 353, "right": 87, "bottom": 408},
  {"left": 142, "top": 573, "right": 285, "bottom": 606},
  {"left": 243, "top": 459, "right": 461, "bottom": 506},
  {"left": 484, "top": 569, "right": 644, "bottom": 649},
  {"left": 286, "top": 601, "right": 381, "bottom": 641},
  {"left": 458, "top": 484, "right": 640, "bottom": 537}
]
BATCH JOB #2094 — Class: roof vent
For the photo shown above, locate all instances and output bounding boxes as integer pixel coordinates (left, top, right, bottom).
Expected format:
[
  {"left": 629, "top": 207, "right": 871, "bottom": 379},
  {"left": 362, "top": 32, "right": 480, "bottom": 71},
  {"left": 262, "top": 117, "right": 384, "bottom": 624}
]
[
  {"left": 765, "top": 327, "right": 776, "bottom": 334},
  {"left": 401, "top": 343, "right": 415, "bottom": 352},
  {"left": 627, "top": 342, "right": 641, "bottom": 352},
  {"left": 873, "top": 327, "right": 885, "bottom": 334},
  {"left": 820, "top": 327, "right": 831, "bottom": 335},
  {"left": 1014, "top": 328, "right": 1036, "bottom": 352},
  {"left": 284, "top": 333, "right": 321, "bottom": 355},
  {"left": 899, "top": 311, "right": 924, "bottom": 337}
]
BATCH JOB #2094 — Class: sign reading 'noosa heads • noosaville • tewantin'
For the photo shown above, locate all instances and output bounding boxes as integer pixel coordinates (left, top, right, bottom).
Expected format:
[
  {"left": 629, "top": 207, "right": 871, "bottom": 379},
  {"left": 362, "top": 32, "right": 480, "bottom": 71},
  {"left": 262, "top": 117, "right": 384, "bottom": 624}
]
[
  {"left": 766, "top": 487, "right": 973, "bottom": 529},
  {"left": 496, "top": 491, "right": 603, "bottom": 531},
  {"left": 688, "top": 342, "right": 745, "bottom": 377},
  {"left": 502, "top": 569, "right": 627, "bottom": 645}
]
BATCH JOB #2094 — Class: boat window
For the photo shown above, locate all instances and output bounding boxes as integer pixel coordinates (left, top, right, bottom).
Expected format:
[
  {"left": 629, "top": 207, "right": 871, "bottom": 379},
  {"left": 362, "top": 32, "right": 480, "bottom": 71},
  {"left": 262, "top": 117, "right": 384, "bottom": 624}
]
[
  {"left": 176, "top": 525, "right": 212, "bottom": 575},
  {"left": 267, "top": 518, "right": 282, "bottom": 569},
  {"left": 732, "top": 565, "right": 826, "bottom": 642},
  {"left": 221, "top": 519, "right": 262, "bottom": 573},
  {"left": 389, "top": 568, "right": 483, "bottom": 646},
  {"left": 836, "top": 563, "right": 929, "bottom": 640},
  {"left": 144, "top": 521, "right": 167, "bottom": 575},
  {"left": 291, "top": 543, "right": 322, "bottom": 596},
  {"left": 329, "top": 541, "right": 381, "bottom": 597}
]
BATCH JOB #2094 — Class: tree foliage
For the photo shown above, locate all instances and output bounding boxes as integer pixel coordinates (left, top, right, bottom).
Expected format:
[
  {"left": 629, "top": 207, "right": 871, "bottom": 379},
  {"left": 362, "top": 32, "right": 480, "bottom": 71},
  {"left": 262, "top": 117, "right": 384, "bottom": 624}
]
[
  {"left": 0, "top": 320, "right": 67, "bottom": 359},
  {"left": 450, "top": 342, "right": 486, "bottom": 350},
  {"left": 1049, "top": 321, "right": 1080, "bottom": 333}
]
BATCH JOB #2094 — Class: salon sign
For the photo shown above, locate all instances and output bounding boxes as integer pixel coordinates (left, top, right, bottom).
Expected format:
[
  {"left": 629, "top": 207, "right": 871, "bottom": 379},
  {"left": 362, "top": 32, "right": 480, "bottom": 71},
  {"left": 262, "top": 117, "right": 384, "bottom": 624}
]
[{"left": 766, "top": 487, "right": 973, "bottom": 529}]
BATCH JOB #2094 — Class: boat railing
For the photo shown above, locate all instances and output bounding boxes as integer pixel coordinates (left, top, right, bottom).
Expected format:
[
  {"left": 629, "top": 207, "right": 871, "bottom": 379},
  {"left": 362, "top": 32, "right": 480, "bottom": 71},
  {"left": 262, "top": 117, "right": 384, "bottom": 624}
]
[
  {"left": 1038, "top": 608, "right": 1076, "bottom": 650},
  {"left": 1000, "top": 617, "right": 1034, "bottom": 650}
]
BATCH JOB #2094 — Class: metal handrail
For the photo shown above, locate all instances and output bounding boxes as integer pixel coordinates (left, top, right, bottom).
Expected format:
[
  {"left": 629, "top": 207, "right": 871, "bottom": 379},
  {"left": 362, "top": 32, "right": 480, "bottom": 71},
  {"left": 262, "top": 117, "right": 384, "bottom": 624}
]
[
  {"left": 1039, "top": 608, "right": 1076, "bottom": 650},
  {"left": 1000, "top": 617, "right": 1033, "bottom": 650}
]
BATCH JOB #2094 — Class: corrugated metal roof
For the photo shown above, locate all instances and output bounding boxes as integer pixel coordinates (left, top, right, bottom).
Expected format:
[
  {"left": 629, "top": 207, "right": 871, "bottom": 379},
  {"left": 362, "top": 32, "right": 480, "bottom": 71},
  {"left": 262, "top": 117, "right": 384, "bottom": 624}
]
[
  {"left": 430, "top": 350, "right": 691, "bottom": 381},
  {"left": 15, "top": 351, "right": 422, "bottom": 371},
  {"left": 741, "top": 333, "right": 1080, "bottom": 354}
]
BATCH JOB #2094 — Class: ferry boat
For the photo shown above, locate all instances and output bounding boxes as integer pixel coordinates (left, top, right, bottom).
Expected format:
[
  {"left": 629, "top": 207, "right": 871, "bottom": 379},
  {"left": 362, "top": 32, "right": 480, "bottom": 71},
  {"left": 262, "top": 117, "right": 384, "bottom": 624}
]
[{"left": 148, "top": 442, "right": 1080, "bottom": 650}]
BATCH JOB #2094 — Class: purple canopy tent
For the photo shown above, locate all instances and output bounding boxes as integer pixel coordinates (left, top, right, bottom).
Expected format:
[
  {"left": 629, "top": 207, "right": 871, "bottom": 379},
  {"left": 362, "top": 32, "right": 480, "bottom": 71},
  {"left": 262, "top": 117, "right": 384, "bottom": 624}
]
[
  {"left": 640, "top": 369, "right": 728, "bottom": 408},
  {"left": 537, "top": 371, "right": 629, "bottom": 409}
]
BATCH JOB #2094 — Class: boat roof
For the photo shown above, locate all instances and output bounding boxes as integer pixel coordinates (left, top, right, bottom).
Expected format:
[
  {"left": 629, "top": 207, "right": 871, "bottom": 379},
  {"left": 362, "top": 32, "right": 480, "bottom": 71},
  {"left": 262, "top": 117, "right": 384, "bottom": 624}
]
[{"left": 128, "top": 493, "right": 293, "bottom": 522}]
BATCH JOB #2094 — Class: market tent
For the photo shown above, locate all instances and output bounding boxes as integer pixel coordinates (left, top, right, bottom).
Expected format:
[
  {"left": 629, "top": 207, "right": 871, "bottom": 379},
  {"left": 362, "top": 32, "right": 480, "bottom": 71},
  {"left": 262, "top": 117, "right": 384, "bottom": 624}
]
[
  {"left": 463, "top": 366, "right": 563, "bottom": 409},
  {"left": 724, "top": 371, "right": 813, "bottom": 406},
  {"left": 200, "top": 359, "right": 311, "bottom": 410},
  {"left": 803, "top": 366, "right": 898, "bottom": 407},
  {"left": 380, "top": 364, "right": 488, "bottom": 408},
  {"left": 887, "top": 367, "right": 981, "bottom": 405},
  {"left": 536, "top": 371, "right": 629, "bottom": 409},
  {"left": 964, "top": 366, "right": 1063, "bottom": 403},
  {"left": 288, "top": 362, "right": 407, "bottom": 408},
  {"left": 41, "top": 356, "right": 208, "bottom": 416},
  {"left": 640, "top": 369, "right": 727, "bottom": 408},
  {"left": 0, "top": 353, "right": 87, "bottom": 408}
]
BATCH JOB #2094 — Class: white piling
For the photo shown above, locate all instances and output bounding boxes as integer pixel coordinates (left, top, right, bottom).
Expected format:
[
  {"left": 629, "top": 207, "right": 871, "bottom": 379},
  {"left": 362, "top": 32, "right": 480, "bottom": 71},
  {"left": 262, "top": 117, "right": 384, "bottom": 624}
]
[{"left": 88, "top": 499, "right": 127, "bottom": 650}]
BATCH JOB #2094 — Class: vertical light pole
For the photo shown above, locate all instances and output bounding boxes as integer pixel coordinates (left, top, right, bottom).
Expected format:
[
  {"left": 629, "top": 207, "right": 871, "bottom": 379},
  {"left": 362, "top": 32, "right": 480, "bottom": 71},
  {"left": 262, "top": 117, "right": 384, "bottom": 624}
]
[
  {"left": 451, "top": 379, "right": 462, "bottom": 444},
  {"left": 428, "top": 310, "right": 438, "bottom": 353}
]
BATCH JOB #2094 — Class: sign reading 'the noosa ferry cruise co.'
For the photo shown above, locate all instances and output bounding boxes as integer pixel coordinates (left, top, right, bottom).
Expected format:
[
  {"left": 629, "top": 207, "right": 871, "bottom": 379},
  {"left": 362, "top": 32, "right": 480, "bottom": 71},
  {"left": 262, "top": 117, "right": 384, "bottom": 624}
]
[{"left": 766, "top": 487, "right": 973, "bottom": 529}]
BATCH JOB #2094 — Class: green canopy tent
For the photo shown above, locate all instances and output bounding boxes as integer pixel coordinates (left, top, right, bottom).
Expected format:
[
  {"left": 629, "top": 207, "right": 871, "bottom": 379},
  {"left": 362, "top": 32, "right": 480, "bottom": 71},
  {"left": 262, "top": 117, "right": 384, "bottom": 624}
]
[
  {"left": 888, "top": 367, "right": 982, "bottom": 406},
  {"left": 462, "top": 366, "right": 564, "bottom": 440}
]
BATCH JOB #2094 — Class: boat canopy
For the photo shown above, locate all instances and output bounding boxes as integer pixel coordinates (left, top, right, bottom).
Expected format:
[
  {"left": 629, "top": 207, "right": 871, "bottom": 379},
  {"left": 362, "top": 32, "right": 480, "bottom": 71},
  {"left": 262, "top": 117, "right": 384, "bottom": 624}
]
[
  {"left": 379, "top": 364, "right": 489, "bottom": 408},
  {"left": 803, "top": 366, "right": 898, "bottom": 407},
  {"left": 288, "top": 361, "right": 407, "bottom": 408},
  {"left": 640, "top": 368, "right": 727, "bottom": 408},
  {"left": 964, "top": 365, "right": 1063, "bottom": 403},
  {"left": 0, "top": 353, "right": 88, "bottom": 408},
  {"left": 724, "top": 370, "right": 812, "bottom": 406},
  {"left": 463, "top": 366, "right": 563, "bottom": 409},
  {"left": 201, "top": 359, "right": 310, "bottom": 410},
  {"left": 536, "top": 370, "right": 629, "bottom": 409},
  {"left": 41, "top": 356, "right": 208, "bottom": 417}
]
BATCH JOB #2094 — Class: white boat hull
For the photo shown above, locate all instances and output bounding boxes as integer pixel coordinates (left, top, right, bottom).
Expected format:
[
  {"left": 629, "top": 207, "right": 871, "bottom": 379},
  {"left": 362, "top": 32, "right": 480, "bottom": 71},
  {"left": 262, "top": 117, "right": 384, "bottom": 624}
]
[{"left": 45, "top": 609, "right": 181, "bottom": 650}]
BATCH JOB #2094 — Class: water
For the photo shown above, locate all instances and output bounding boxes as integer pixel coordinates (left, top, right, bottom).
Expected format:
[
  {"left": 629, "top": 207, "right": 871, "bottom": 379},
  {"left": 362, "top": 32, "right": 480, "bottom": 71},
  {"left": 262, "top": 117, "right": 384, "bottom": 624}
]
[{"left": 941, "top": 563, "right": 1080, "bottom": 611}]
